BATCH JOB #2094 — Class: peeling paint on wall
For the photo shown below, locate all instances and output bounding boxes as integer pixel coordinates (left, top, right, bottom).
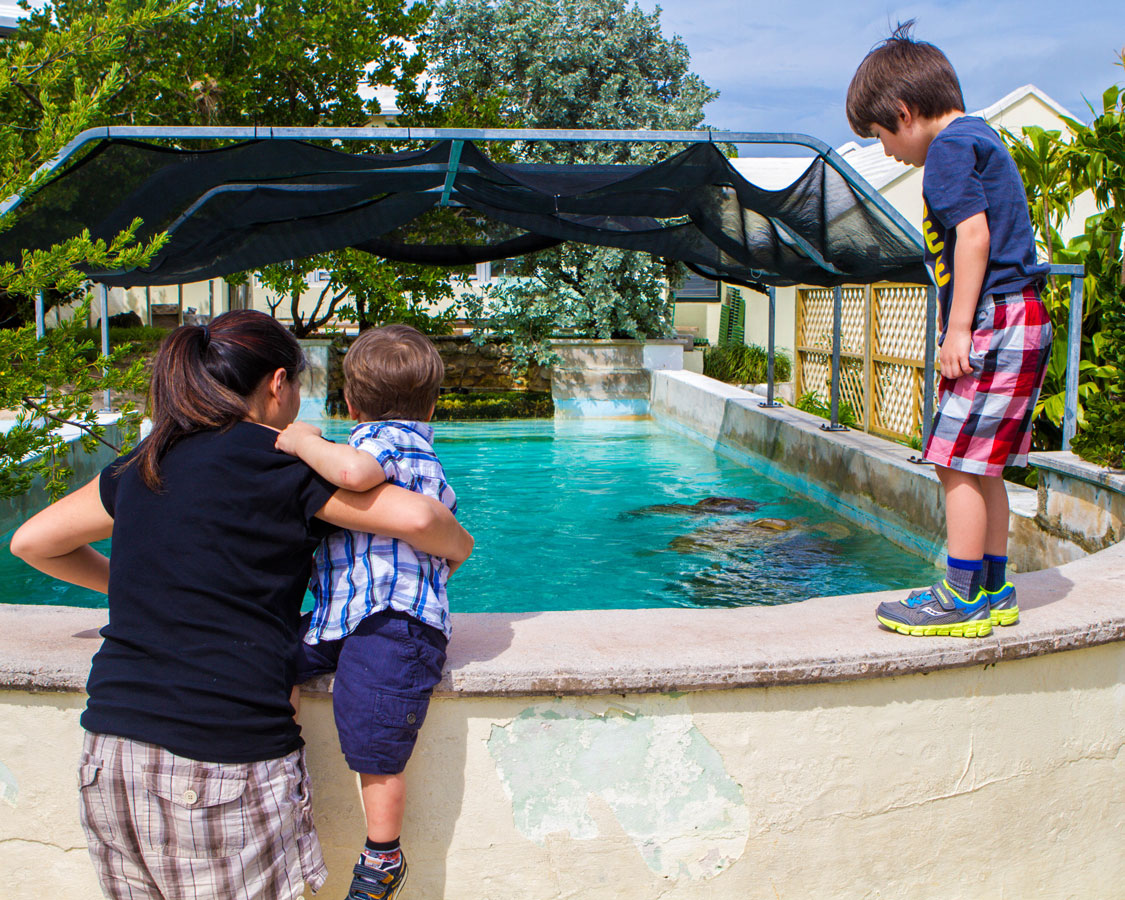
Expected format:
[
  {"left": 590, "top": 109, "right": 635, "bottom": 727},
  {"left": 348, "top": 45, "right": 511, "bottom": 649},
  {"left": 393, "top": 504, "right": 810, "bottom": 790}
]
[
  {"left": 0, "top": 759, "right": 18, "bottom": 807},
  {"left": 488, "top": 698, "right": 749, "bottom": 880}
]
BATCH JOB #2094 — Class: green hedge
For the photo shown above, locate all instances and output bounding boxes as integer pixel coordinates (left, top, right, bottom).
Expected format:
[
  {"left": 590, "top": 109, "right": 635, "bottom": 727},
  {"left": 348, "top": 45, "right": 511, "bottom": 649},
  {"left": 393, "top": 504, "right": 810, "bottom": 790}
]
[
  {"left": 703, "top": 343, "right": 792, "bottom": 385},
  {"left": 433, "top": 391, "right": 553, "bottom": 420}
]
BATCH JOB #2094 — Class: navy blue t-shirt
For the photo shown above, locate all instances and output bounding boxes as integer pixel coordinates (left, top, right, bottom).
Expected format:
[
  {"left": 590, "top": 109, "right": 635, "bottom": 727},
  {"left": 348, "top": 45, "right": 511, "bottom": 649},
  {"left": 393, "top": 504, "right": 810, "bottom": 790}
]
[
  {"left": 84, "top": 422, "right": 338, "bottom": 763},
  {"left": 922, "top": 116, "right": 1048, "bottom": 335}
]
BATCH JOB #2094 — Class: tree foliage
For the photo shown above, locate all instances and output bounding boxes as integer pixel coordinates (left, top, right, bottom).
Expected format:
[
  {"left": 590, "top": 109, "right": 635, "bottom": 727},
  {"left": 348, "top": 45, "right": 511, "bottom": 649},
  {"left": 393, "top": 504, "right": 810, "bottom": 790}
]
[
  {"left": 1005, "top": 54, "right": 1125, "bottom": 467},
  {"left": 428, "top": 0, "right": 716, "bottom": 364},
  {"left": 0, "top": 0, "right": 179, "bottom": 498}
]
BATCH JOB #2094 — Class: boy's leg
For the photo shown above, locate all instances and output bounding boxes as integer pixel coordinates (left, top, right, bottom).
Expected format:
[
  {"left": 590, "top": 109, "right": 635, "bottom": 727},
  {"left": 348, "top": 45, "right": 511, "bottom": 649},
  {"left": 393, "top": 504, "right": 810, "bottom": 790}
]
[
  {"left": 875, "top": 464, "right": 991, "bottom": 637},
  {"left": 979, "top": 474, "right": 1019, "bottom": 625},
  {"left": 333, "top": 611, "right": 447, "bottom": 900},
  {"left": 360, "top": 772, "right": 407, "bottom": 842},
  {"left": 937, "top": 466, "right": 986, "bottom": 559}
]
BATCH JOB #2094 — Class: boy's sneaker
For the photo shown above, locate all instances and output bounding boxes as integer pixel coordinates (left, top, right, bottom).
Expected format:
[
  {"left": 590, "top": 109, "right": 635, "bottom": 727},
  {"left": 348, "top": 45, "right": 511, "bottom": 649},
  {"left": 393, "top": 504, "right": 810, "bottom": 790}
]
[
  {"left": 985, "top": 582, "right": 1019, "bottom": 626},
  {"left": 876, "top": 580, "right": 993, "bottom": 638},
  {"left": 348, "top": 849, "right": 408, "bottom": 900}
]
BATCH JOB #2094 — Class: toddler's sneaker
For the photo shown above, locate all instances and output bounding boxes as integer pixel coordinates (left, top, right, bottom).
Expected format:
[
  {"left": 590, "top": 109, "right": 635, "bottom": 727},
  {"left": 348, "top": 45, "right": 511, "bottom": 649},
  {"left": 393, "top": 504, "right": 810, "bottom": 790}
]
[
  {"left": 985, "top": 582, "right": 1019, "bottom": 626},
  {"left": 348, "top": 849, "right": 408, "bottom": 900},
  {"left": 876, "top": 580, "right": 993, "bottom": 638}
]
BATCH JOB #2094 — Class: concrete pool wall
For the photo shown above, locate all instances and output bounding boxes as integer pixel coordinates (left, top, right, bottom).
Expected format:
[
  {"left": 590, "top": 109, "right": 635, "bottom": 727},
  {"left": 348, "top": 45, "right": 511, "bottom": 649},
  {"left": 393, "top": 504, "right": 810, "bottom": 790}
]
[{"left": 1, "top": 368, "right": 1123, "bottom": 898}]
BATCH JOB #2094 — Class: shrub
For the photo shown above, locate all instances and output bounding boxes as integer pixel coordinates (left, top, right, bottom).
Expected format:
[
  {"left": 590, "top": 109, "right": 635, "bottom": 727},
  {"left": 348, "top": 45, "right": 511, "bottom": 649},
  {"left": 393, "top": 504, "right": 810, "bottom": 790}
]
[
  {"left": 794, "top": 389, "right": 859, "bottom": 427},
  {"left": 703, "top": 343, "right": 792, "bottom": 385}
]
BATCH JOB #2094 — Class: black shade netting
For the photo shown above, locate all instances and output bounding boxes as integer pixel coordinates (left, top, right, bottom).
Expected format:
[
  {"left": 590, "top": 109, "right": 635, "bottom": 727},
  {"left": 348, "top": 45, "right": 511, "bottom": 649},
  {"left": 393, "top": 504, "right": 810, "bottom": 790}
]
[{"left": 0, "top": 138, "right": 928, "bottom": 289}]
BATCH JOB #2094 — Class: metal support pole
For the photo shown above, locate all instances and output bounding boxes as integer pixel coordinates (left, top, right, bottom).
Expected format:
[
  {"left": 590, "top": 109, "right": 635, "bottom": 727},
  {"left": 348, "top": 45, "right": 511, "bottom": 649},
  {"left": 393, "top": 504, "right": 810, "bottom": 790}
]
[
  {"left": 98, "top": 283, "right": 111, "bottom": 411},
  {"left": 922, "top": 284, "right": 937, "bottom": 447},
  {"left": 1062, "top": 272, "right": 1084, "bottom": 451},
  {"left": 821, "top": 284, "right": 848, "bottom": 431},
  {"left": 908, "top": 284, "right": 939, "bottom": 464},
  {"left": 35, "top": 291, "right": 45, "bottom": 339},
  {"left": 760, "top": 286, "right": 782, "bottom": 409}
]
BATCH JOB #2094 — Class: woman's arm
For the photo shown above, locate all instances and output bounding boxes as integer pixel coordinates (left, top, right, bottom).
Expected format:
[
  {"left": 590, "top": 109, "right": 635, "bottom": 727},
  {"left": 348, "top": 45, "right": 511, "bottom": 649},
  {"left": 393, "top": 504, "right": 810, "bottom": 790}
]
[
  {"left": 9, "top": 477, "right": 114, "bottom": 593},
  {"left": 315, "top": 483, "right": 474, "bottom": 563}
]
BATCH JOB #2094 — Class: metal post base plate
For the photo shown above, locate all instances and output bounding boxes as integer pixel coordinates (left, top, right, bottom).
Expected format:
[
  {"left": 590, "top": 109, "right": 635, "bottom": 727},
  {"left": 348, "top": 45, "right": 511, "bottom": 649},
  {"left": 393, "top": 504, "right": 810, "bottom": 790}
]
[
  {"left": 759, "top": 401, "right": 783, "bottom": 409},
  {"left": 819, "top": 423, "right": 849, "bottom": 432}
]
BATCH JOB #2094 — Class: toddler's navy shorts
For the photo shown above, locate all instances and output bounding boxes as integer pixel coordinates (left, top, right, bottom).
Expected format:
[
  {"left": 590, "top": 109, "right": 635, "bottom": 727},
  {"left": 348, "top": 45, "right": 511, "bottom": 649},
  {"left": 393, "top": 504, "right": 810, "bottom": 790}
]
[{"left": 295, "top": 609, "right": 448, "bottom": 775}]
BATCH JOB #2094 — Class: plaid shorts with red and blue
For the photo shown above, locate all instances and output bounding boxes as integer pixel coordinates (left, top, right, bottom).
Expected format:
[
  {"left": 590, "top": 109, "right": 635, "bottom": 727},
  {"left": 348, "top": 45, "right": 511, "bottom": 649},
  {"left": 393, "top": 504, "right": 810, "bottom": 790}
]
[{"left": 924, "top": 285, "right": 1052, "bottom": 476}]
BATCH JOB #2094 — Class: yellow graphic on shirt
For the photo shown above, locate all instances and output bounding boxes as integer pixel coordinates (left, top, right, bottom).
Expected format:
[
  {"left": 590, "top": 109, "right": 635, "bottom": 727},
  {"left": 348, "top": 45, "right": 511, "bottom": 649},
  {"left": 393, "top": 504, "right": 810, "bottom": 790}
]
[{"left": 922, "top": 201, "right": 951, "bottom": 286}]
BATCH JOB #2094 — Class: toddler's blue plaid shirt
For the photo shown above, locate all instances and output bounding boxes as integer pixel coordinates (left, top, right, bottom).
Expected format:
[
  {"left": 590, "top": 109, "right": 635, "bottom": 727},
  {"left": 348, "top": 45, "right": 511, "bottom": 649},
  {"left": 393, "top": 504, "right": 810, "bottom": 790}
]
[{"left": 305, "top": 421, "right": 456, "bottom": 642}]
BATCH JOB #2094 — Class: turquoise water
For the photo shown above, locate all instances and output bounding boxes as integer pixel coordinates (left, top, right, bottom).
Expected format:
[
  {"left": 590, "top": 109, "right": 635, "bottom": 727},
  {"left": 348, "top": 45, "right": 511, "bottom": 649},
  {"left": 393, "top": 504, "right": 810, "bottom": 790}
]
[{"left": 1, "top": 418, "right": 939, "bottom": 611}]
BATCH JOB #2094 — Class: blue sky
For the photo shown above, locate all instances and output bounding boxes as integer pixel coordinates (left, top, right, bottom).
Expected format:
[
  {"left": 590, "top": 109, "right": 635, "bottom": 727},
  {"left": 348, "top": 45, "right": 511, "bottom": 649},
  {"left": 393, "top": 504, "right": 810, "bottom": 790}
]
[{"left": 635, "top": 0, "right": 1124, "bottom": 149}]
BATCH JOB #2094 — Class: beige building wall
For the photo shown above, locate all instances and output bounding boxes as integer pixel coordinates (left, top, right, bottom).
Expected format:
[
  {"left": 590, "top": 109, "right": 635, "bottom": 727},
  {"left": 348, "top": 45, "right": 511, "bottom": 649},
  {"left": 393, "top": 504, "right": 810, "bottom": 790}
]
[{"left": 672, "top": 300, "right": 723, "bottom": 347}]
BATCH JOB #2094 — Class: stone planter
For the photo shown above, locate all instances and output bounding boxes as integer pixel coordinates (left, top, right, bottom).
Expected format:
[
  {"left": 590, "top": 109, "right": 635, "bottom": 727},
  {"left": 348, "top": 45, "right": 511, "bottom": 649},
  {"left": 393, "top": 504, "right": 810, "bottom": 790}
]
[
  {"left": 550, "top": 338, "right": 687, "bottom": 417},
  {"left": 1029, "top": 451, "right": 1125, "bottom": 554}
]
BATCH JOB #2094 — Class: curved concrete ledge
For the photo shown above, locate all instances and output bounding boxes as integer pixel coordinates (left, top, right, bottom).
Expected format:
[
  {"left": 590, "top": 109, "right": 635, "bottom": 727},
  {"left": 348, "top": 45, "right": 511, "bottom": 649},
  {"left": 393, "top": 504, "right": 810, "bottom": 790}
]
[{"left": 4, "top": 538, "right": 1122, "bottom": 697}]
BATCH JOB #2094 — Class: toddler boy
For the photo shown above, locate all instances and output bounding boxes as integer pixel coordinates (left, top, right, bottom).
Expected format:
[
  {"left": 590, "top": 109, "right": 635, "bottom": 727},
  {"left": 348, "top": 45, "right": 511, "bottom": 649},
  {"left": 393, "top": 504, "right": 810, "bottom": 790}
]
[
  {"left": 846, "top": 23, "right": 1051, "bottom": 637},
  {"left": 277, "top": 324, "right": 460, "bottom": 899}
]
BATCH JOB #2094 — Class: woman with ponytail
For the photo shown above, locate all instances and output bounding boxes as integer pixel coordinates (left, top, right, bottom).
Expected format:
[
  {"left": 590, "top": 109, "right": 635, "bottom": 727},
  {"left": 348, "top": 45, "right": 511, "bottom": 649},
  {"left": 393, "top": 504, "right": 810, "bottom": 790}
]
[{"left": 11, "top": 310, "right": 473, "bottom": 900}]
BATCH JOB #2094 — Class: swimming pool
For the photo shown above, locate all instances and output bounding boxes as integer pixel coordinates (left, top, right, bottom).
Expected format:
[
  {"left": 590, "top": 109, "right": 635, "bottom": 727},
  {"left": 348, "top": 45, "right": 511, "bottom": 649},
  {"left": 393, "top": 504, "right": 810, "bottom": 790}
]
[{"left": 1, "top": 418, "right": 939, "bottom": 611}]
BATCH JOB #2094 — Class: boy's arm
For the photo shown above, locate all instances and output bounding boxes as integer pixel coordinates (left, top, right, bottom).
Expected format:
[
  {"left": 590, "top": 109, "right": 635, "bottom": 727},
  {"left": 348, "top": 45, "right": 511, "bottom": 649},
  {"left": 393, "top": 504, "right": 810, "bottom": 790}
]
[
  {"left": 276, "top": 422, "right": 386, "bottom": 491},
  {"left": 941, "top": 211, "right": 989, "bottom": 380}
]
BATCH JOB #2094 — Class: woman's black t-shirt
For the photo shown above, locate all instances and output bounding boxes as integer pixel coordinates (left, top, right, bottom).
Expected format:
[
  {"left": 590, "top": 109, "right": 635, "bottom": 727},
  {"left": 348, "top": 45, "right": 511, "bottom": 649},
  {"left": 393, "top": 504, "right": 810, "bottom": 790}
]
[{"left": 83, "top": 421, "right": 338, "bottom": 763}]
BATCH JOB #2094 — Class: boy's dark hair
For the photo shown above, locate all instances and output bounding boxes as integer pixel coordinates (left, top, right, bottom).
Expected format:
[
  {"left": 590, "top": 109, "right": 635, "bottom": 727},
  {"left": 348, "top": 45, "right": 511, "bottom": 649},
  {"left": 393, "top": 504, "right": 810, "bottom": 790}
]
[
  {"left": 846, "top": 20, "right": 965, "bottom": 137},
  {"left": 344, "top": 324, "right": 445, "bottom": 421}
]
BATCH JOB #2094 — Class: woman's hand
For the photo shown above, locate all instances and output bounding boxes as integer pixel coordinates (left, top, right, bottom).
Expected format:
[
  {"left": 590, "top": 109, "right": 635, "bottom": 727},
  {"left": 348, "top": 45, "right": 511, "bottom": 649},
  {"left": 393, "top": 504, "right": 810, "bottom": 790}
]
[
  {"left": 315, "top": 483, "right": 474, "bottom": 563},
  {"left": 939, "top": 327, "right": 974, "bottom": 379}
]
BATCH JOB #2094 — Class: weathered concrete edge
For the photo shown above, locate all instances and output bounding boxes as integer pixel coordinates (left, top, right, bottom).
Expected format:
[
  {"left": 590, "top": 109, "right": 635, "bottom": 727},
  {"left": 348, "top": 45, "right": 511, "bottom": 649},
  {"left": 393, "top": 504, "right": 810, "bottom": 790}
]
[
  {"left": 3, "top": 537, "right": 1122, "bottom": 697},
  {"left": 1029, "top": 450, "right": 1125, "bottom": 494}
]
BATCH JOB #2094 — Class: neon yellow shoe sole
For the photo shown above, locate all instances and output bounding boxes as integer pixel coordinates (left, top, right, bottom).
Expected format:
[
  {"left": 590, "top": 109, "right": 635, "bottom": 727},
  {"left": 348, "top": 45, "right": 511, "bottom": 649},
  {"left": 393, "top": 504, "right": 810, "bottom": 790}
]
[
  {"left": 989, "top": 606, "right": 1020, "bottom": 626},
  {"left": 876, "top": 614, "right": 993, "bottom": 638}
]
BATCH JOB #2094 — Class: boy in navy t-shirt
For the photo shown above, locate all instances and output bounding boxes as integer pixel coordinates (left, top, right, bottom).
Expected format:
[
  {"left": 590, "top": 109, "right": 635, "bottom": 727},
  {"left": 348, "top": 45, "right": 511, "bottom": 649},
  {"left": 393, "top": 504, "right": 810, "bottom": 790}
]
[{"left": 846, "top": 22, "right": 1051, "bottom": 637}]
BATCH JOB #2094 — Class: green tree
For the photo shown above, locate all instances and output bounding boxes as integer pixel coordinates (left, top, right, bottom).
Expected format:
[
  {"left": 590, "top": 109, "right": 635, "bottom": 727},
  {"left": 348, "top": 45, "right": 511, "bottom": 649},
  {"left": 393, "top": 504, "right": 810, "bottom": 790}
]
[
  {"left": 428, "top": 0, "right": 717, "bottom": 364},
  {"left": 0, "top": 0, "right": 177, "bottom": 498},
  {"left": 1006, "top": 56, "right": 1125, "bottom": 467},
  {"left": 1066, "top": 68, "right": 1125, "bottom": 467},
  {"left": 9, "top": 0, "right": 465, "bottom": 338}
]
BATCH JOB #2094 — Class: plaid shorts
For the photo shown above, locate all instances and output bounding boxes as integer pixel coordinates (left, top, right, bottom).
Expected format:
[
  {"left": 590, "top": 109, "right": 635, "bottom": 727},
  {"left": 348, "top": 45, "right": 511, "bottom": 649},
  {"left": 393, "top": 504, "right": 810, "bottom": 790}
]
[
  {"left": 78, "top": 731, "right": 326, "bottom": 900},
  {"left": 924, "top": 285, "right": 1052, "bottom": 476}
]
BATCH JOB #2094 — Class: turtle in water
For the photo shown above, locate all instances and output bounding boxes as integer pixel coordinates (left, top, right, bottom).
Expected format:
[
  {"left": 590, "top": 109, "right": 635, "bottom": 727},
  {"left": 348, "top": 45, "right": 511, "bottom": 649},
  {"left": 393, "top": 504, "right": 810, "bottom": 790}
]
[
  {"left": 668, "top": 517, "right": 798, "bottom": 554},
  {"left": 625, "top": 495, "right": 762, "bottom": 518}
]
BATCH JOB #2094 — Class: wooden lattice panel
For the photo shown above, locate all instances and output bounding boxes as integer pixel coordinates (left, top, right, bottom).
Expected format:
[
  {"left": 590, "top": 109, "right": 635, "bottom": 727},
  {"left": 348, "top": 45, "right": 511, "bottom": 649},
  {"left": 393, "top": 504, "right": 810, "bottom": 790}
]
[
  {"left": 796, "top": 288, "right": 834, "bottom": 350},
  {"left": 799, "top": 349, "right": 831, "bottom": 398},
  {"left": 796, "top": 351, "right": 865, "bottom": 423},
  {"left": 797, "top": 287, "right": 866, "bottom": 352},
  {"left": 872, "top": 361, "right": 918, "bottom": 436},
  {"left": 873, "top": 284, "right": 928, "bottom": 360}
]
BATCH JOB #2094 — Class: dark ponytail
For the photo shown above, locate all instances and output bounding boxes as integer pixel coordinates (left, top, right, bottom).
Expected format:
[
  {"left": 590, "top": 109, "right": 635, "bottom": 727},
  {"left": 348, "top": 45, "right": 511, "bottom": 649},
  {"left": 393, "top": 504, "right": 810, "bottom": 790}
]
[{"left": 132, "top": 310, "right": 305, "bottom": 491}]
